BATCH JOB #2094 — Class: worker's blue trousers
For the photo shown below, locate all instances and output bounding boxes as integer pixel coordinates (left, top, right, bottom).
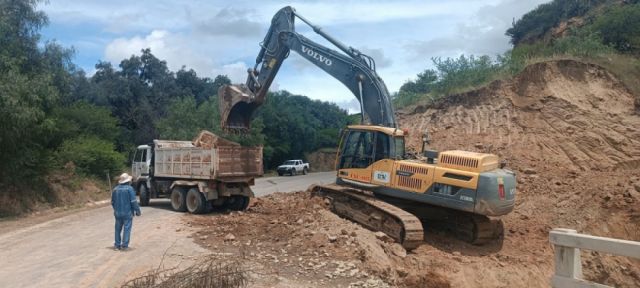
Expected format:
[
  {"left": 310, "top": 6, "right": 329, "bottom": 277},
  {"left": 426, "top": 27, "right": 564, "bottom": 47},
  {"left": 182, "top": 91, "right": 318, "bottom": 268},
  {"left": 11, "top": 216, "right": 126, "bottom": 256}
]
[{"left": 114, "top": 216, "right": 133, "bottom": 248}]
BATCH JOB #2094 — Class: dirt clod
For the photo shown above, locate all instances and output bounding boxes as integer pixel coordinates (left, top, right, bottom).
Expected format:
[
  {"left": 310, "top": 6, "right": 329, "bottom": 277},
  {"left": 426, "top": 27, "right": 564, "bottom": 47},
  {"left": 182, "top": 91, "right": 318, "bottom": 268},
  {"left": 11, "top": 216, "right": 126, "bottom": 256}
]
[{"left": 224, "top": 233, "right": 236, "bottom": 241}]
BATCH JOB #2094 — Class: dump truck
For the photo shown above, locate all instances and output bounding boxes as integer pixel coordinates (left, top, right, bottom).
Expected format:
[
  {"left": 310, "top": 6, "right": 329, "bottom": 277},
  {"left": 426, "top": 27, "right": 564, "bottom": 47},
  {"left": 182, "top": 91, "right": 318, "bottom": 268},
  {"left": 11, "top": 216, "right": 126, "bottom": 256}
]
[{"left": 131, "top": 130, "right": 263, "bottom": 213}]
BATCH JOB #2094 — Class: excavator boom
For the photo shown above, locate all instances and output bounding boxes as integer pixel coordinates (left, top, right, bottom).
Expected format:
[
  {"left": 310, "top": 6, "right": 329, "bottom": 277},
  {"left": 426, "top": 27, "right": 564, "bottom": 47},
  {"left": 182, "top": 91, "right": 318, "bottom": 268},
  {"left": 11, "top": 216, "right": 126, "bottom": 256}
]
[{"left": 219, "top": 6, "right": 396, "bottom": 131}]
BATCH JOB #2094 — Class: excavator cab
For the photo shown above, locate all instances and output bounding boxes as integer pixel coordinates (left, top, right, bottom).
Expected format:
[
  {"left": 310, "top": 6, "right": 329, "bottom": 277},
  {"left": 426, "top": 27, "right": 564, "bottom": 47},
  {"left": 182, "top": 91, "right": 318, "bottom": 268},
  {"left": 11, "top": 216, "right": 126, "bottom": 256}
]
[{"left": 336, "top": 125, "right": 405, "bottom": 185}]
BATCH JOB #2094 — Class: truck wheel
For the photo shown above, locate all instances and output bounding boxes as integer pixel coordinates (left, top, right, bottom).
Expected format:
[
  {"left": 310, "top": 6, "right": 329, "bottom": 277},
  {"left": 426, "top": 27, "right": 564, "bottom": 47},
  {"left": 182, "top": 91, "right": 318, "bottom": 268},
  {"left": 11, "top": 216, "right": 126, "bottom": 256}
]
[
  {"left": 170, "top": 187, "right": 187, "bottom": 212},
  {"left": 225, "top": 195, "right": 250, "bottom": 211},
  {"left": 290, "top": 169, "right": 295, "bottom": 176},
  {"left": 303, "top": 168, "right": 308, "bottom": 175},
  {"left": 139, "top": 184, "right": 150, "bottom": 206},
  {"left": 186, "top": 188, "right": 207, "bottom": 214},
  {"left": 239, "top": 196, "right": 250, "bottom": 210},
  {"left": 278, "top": 172, "right": 283, "bottom": 176}
]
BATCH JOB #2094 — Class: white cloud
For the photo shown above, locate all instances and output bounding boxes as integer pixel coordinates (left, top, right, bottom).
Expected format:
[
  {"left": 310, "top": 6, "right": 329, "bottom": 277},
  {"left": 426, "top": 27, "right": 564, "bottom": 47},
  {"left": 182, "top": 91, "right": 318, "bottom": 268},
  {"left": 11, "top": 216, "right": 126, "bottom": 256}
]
[
  {"left": 194, "top": 7, "right": 262, "bottom": 38},
  {"left": 271, "top": 1, "right": 502, "bottom": 25},
  {"left": 211, "top": 62, "right": 249, "bottom": 84},
  {"left": 104, "top": 30, "right": 249, "bottom": 82},
  {"left": 358, "top": 47, "right": 392, "bottom": 69},
  {"left": 334, "top": 98, "right": 363, "bottom": 114},
  {"left": 404, "top": 0, "right": 548, "bottom": 59}
]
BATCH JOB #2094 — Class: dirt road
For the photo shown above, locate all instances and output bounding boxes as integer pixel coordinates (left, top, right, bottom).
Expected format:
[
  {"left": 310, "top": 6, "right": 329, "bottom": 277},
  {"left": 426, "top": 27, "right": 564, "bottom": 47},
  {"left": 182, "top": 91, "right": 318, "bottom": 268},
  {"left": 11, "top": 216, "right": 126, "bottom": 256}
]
[{"left": 0, "top": 172, "right": 336, "bottom": 288}]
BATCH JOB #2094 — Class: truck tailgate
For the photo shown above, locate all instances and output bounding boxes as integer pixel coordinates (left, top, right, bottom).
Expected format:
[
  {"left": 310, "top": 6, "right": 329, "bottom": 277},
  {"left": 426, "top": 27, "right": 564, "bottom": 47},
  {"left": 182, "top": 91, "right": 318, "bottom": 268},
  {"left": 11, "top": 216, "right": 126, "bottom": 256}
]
[
  {"left": 154, "top": 146, "right": 263, "bottom": 180},
  {"left": 215, "top": 146, "right": 263, "bottom": 178}
]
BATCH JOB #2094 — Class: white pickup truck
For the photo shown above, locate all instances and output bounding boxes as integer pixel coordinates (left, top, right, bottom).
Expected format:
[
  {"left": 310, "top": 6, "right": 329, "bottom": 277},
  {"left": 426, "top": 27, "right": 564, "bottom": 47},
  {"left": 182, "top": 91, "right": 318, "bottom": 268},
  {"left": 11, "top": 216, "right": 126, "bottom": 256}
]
[{"left": 276, "top": 159, "right": 309, "bottom": 176}]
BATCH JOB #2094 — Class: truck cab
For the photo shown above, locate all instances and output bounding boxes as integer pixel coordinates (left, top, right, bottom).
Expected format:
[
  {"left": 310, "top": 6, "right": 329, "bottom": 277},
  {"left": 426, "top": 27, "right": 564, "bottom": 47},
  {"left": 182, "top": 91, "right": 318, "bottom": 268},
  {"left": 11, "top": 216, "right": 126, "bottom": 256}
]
[{"left": 132, "top": 144, "right": 151, "bottom": 183}]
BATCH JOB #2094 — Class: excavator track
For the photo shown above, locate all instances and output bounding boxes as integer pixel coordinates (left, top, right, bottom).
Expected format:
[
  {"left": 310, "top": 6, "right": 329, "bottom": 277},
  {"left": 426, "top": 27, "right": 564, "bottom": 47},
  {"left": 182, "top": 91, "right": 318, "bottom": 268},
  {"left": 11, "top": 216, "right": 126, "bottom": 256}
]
[
  {"left": 373, "top": 194, "right": 504, "bottom": 245},
  {"left": 310, "top": 184, "right": 424, "bottom": 250},
  {"left": 448, "top": 213, "right": 504, "bottom": 245}
]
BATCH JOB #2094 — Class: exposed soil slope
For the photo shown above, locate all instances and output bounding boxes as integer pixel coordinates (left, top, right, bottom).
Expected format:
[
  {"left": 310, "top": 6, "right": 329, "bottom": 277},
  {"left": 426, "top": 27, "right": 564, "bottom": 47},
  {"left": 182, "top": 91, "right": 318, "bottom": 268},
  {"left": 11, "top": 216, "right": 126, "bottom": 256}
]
[{"left": 398, "top": 59, "right": 640, "bottom": 287}]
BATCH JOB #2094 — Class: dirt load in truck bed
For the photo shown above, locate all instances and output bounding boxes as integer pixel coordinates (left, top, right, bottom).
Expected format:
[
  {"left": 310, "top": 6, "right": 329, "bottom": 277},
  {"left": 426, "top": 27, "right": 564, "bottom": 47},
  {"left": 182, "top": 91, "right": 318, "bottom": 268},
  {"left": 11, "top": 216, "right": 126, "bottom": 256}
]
[
  {"left": 187, "top": 60, "right": 639, "bottom": 288},
  {"left": 153, "top": 130, "right": 263, "bottom": 180}
]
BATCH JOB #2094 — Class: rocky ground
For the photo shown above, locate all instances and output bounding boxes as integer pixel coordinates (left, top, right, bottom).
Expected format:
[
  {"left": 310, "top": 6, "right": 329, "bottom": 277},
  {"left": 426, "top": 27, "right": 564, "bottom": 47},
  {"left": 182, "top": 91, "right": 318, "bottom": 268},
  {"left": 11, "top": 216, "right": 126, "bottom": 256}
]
[{"left": 189, "top": 192, "right": 450, "bottom": 288}]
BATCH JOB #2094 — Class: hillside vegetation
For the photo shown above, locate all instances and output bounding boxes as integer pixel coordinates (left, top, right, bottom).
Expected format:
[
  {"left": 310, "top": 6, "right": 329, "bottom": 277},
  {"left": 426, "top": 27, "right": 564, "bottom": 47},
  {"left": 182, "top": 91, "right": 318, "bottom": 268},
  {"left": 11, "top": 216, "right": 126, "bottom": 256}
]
[{"left": 393, "top": 0, "right": 640, "bottom": 110}]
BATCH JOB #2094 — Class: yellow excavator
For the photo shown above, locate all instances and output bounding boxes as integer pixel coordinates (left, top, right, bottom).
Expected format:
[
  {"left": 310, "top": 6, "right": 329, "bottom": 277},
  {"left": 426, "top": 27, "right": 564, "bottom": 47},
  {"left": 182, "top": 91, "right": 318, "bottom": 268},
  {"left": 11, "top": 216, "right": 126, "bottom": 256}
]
[{"left": 218, "top": 6, "right": 516, "bottom": 249}]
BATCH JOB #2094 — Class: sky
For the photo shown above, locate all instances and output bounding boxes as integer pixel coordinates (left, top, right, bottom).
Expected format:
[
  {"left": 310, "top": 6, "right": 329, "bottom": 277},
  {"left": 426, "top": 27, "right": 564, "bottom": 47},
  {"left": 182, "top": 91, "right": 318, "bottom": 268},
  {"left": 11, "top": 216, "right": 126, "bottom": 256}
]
[{"left": 39, "top": 0, "right": 548, "bottom": 112}]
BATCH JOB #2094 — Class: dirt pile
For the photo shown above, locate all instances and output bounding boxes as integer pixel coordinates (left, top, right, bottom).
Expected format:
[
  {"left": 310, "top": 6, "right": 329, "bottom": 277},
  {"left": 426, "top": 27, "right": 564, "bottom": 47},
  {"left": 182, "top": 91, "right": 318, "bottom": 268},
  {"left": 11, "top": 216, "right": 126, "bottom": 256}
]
[
  {"left": 398, "top": 59, "right": 640, "bottom": 287},
  {"left": 189, "top": 191, "right": 450, "bottom": 288}
]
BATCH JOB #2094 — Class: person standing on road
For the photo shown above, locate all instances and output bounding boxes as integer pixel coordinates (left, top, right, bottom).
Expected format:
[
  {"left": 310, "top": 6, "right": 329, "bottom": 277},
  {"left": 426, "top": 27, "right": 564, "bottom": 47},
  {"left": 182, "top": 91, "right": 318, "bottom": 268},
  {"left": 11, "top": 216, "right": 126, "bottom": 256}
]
[{"left": 111, "top": 173, "right": 141, "bottom": 251}]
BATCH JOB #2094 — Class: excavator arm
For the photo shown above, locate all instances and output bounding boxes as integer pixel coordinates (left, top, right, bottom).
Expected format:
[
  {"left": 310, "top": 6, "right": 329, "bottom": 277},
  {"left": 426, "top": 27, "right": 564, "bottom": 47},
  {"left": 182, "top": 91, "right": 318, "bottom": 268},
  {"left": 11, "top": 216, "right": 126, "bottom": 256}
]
[{"left": 219, "top": 6, "right": 396, "bottom": 131}]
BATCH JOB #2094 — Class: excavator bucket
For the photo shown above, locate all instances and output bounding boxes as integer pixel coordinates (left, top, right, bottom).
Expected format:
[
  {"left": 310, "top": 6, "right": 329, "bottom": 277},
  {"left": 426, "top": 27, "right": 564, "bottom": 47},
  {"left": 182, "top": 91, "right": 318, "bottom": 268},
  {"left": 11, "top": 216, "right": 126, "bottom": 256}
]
[{"left": 218, "top": 84, "right": 261, "bottom": 132}]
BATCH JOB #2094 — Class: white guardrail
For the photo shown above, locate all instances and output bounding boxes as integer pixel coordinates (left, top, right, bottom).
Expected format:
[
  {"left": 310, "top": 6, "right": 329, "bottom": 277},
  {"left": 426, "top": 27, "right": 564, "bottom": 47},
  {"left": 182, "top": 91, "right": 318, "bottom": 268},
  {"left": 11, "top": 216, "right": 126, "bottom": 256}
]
[{"left": 549, "top": 228, "right": 640, "bottom": 288}]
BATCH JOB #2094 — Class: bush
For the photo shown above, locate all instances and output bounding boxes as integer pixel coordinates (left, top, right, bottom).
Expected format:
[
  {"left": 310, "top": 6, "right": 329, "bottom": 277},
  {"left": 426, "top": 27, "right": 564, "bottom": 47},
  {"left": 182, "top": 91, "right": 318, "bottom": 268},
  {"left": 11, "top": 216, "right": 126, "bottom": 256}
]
[
  {"left": 590, "top": 4, "right": 640, "bottom": 54},
  {"left": 393, "top": 91, "right": 429, "bottom": 108},
  {"left": 508, "top": 32, "right": 615, "bottom": 68},
  {"left": 506, "top": 0, "right": 605, "bottom": 45},
  {"left": 393, "top": 55, "right": 502, "bottom": 108},
  {"left": 431, "top": 55, "right": 500, "bottom": 96},
  {"left": 56, "top": 137, "right": 125, "bottom": 177}
]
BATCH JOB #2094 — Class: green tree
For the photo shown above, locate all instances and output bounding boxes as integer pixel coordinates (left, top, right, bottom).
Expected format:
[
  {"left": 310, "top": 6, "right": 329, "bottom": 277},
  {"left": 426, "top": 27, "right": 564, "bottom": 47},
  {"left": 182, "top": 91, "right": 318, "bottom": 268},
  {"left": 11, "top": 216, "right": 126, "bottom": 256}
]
[
  {"left": 591, "top": 4, "right": 640, "bottom": 54},
  {"left": 0, "top": 0, "right": 61, "bottom": 183},
  {"left": 52, "top": 102, "right": 120, "bottom": 143},
  {"left": 56, "top": 137, "right": 125, "bottom": 177}
]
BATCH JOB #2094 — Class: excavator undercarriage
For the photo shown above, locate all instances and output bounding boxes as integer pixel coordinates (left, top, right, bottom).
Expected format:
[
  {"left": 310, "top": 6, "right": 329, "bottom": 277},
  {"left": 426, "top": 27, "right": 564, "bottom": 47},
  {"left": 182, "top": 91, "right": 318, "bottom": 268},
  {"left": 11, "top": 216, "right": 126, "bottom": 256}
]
[
  {"left": 310, "top": 183, "right": 504, "bottom": 250},
  {"left": 310, "top": 184, "right": 424, "bottom": 250}
]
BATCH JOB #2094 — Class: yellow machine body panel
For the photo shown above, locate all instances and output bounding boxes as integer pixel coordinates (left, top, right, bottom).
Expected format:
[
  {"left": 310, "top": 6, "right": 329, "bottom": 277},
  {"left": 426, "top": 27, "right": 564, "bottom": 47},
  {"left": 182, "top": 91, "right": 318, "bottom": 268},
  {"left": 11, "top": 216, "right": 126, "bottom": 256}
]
[
  {"left": 340, "top": 167, "right": 373, "bottom": 183},
  {"left": 338, "top": 158, "right": 481, "bottom": 194},
  {"left": 334, "top": 125, "right": 497, "bottom": 194},
  {"left": 390, "top": 160, "right": 434, "bottom": 193},
  {"left": 437, "top": 150, "right": 499, "bottom": 173},
  {"left": 370, "top": 159, "right": 395, "bottom": 186},
  {"left": 334, "top": 125, "right": 515, "bottom": 217},
  {"left": 432, "top": 166, "right": 479, "bottom": 190}
]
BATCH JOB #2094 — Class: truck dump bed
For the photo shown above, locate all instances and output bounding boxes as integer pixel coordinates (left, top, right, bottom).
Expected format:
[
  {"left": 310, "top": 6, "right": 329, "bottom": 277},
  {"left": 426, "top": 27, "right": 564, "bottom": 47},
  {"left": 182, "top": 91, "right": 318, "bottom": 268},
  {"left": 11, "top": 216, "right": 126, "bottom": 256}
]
[{"left": 152, "top": 131, "right": 263, "bottom": 181}]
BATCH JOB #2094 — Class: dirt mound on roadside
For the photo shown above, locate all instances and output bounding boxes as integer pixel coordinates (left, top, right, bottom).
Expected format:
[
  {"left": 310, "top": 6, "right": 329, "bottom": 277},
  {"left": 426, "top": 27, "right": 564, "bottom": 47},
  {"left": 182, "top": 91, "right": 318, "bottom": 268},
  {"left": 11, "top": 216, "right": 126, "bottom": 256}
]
[
  {"left": 398, "top": 59, "right": 640, "bottom": 287},
  {"left": 189, "top": 191, "right": 451, "bottom": 288}
]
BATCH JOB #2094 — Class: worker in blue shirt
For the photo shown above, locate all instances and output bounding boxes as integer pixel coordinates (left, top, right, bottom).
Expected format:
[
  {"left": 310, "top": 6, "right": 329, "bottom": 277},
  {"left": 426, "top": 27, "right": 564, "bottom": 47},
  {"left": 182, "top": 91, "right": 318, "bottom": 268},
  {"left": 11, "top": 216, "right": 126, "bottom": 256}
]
[{"left": 111, "top": 173, "right": 141, "bottom": 251}]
